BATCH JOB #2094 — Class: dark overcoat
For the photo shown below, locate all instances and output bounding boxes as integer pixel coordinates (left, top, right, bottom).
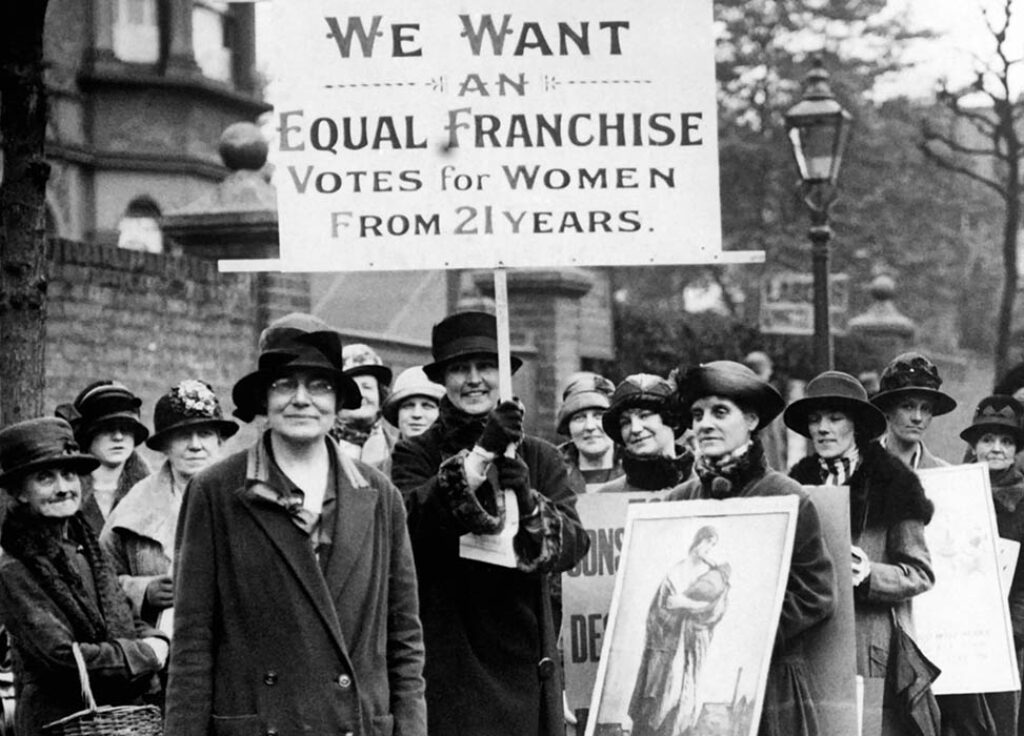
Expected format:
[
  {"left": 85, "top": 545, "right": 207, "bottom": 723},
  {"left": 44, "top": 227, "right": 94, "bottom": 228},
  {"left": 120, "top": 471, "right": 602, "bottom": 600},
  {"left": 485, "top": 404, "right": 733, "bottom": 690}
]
[
  {"left": 390, "top": 401, "right": 590, "bottom": 736},
  {"left": 791, "top": 441, "right": 934, "bottom": 736},
  {"left": 0, "top": 512, "right": 165, "bottom": 736},
  {"left": 163, "top": 435, "right": 426, "bottom": 736}
]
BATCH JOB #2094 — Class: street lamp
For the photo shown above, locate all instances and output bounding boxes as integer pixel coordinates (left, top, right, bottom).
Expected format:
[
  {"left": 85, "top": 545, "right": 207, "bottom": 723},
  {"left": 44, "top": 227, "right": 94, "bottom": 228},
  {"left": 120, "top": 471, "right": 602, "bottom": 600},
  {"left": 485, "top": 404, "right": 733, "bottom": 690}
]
[{"left": 785, "top": 57, "right": 852, "bottom": 374}]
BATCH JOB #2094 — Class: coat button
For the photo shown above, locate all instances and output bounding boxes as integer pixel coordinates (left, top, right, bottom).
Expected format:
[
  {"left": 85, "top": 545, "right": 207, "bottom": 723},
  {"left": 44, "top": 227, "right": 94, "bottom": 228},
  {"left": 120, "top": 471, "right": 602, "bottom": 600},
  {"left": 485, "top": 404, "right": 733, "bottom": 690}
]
[
  {"left": 263, "top": 671, "right": 278, "bottom": 686},
  {"left": 337, "top": 673, "right": 352, "bottom": 689},
  {"left": 538, "top": 657, "right": 555, "bottom": 681}
]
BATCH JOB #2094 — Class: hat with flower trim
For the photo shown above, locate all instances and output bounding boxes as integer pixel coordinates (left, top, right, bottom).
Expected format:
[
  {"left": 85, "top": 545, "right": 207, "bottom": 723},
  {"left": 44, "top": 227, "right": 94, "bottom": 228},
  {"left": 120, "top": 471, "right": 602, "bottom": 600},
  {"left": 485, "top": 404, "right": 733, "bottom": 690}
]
[{"left": 147, "top": 379, "right": 239, "bottom": 451}]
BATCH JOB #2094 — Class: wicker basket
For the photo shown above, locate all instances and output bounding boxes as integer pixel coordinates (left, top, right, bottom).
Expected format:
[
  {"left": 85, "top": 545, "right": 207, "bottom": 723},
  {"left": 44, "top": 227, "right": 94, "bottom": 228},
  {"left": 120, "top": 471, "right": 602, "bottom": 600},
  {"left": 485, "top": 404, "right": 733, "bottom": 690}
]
[{"left": 41, "top": 642, "right": 162, "bottom": 736}]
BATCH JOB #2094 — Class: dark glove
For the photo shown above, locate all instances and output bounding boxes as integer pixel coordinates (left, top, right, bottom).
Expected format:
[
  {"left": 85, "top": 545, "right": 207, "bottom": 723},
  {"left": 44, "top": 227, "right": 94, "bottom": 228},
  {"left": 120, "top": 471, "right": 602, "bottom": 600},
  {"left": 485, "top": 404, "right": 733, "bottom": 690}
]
[
  {"left": 497, "top": 456, "right": 535, "bottom": 514},
  {"left": 477, "top": 400, "right": 525, "bottom": 455},
  {"left": 145, "top": 575, "right": 175, "bottom": 610}
]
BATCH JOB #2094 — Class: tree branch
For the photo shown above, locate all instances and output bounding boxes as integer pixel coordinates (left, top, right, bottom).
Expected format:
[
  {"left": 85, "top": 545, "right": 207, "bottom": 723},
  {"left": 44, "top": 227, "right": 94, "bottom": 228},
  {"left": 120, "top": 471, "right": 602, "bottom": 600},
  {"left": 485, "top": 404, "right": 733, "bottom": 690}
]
[{"left": 919, "top": 141, "right": 1008, "bottom": 198}]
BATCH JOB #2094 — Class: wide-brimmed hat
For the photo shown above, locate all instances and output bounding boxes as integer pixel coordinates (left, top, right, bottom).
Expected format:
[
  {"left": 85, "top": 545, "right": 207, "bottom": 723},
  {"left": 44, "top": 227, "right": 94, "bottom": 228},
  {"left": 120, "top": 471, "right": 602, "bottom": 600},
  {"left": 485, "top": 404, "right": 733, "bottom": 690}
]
[
  {"left": 232, "top": 312, "right": 361, "bottom": 422},
  {"left": 557, "top": 372, "right": 615, "bottom": 436},
  {"left": 602, "top": 374, "right": 676, "bottom": 445},
  {"left": 56, "top": 380, "right": 150, "bottom": 448},
  {"left": 0, "top": 417, "right": 100, "bottom": 489},
  {"left": 960, "top": 394, "right": 1024, "bottom": 447},
  {"left": 676, "top": 361, "right": 784, "bottom": 431},
  {"left": 423, "top": 311, "right": 522, "bottom": 384},
  {"left": 784, "top": 370, "right": 888, "bottom": 440},
  {"left": 146, "top": 379, "right": 239, "bottom": 451},
  {"left": 381, "top": 366, "right": 445, "bottom": 427},
  {"left": 342, "top": 343, "right": 393, "bottom": 387},
  {"left": 871, "top": 352, "right": 957, "bottom": 416}
]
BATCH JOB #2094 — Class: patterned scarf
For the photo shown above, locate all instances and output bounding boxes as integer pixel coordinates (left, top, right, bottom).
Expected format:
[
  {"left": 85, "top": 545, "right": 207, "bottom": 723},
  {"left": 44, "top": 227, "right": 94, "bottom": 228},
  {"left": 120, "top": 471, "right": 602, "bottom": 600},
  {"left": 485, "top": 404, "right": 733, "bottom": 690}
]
[
  {"left": 1, "top": 506, "right": 137, "bottom": 641},
  {"left": 818, "top": 445, "right": 861, "bottom": 486},
  {"left": 694, "top": 439, "right": 767, "bottom": 499}
]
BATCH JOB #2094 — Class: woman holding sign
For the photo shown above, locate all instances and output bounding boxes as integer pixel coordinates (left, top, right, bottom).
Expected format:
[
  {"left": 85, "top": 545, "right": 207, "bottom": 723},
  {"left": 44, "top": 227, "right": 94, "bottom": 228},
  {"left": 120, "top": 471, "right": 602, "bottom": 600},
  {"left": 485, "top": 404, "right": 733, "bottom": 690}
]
[
  {"left": 958, "top": 394, "right": 1024, "bottom": 734},
  {"left": 666, "top": 361, "right": 836, "bottom": 736},
  {"left": 786, "top": 371, "right": 935, "bottom": 736}
]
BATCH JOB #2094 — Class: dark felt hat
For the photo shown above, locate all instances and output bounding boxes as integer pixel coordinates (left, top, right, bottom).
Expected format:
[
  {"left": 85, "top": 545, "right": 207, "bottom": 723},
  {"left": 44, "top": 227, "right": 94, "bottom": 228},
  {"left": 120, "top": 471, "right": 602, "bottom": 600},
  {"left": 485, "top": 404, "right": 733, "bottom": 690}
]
[
  {"left": 56, "top": 380, "right": 149, "bottom": 448},
  {"left": 557, "top": 372, "right": 616, "bottom": 436},
  {"left": 423, "top": 311, "right": 522, "bottom": 383},
  {"left": 342, "top": 343, "right": 393, "bottom": 387},
  {"left": 232, "top": 313, "right": 362, "bottom": 422},
  {"left": 960, "top": 394, "right": 1024, "bottom": 447},
  {"left": 602, "top": 374, "right": 676, "bottom": 445},
  {"left": 784, "top": 370, "right": 888, "bottom": 440},
  {"left": 146, "top": 379, "right": 239, "bottom": 451},
  {"left": 871, "top": 352, "right": 957, "bottom": 416},
  {"left": 0, "top": 417, "right": 100, "bottom": 488},
  {"left": 676, "top": 361, "right": 784, "bottom": 431}
]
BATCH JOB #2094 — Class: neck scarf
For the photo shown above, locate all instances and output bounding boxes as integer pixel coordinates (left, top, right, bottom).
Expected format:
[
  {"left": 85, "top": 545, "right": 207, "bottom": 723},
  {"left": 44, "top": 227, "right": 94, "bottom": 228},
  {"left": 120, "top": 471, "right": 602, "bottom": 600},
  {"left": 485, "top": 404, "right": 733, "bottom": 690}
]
[
  {"left": 694, "top": 439, "right": 767, "bottom": 499},
  {"left": 818, "top": 445, "right": 861, "bottom": 486}
]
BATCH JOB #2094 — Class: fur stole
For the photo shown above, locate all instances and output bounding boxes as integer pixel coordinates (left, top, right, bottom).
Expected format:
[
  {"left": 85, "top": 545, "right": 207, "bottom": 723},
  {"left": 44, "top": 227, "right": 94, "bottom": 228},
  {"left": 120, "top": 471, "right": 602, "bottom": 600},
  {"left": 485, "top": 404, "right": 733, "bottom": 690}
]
[
  {"left": 435, "top": 396, "right": 489, "bottom": 457},
  {"left": 1, "top": 506, "right": 137, "bottom": 641},
  {"left": 621, "top": 448, "right": 694, "bottom": 491},
  {"left": 790, "top": 441, "right": 933, "bottom": 534}
]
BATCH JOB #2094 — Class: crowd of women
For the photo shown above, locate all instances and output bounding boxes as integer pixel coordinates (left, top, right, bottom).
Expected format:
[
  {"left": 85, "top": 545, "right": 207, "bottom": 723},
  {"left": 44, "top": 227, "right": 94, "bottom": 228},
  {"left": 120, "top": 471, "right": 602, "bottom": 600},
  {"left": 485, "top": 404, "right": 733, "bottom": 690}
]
[{"left": 0, "top": 309, "right": 1021, "bottom": 736}]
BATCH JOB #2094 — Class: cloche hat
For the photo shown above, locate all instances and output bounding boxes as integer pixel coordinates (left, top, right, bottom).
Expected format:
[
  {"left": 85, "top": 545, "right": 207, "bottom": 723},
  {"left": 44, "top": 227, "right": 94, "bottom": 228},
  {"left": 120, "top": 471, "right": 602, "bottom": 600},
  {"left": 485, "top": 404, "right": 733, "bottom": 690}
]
[
  {"left": 960, "top": 394, "right": 1024, "bottom": 447},
  {"left": 556, "top": 372, "right": 616, "bottom": 436},
  {"left": 56, "top": 380, "right": 150, "bottom": 447},
  {"left": 423, "top": 311, "right": 522, "bottom": 384},
  {"left": 342, "top": 343, "right": 393, "bottom": 387},
  {"left": 784, "top": 370, "right": 888, "bottom": 440},
  {"left": 0, "top": 417, "right": 100, "bottom": 488},
  {"left": 871, "top": 352, "right": 957, "bottom": 416},
  {"left": 147, "top": 379, "right": 239, "bottom": 451},
  {"left": 675, "top": 361, "right": 784, "bottom": 431},
  {"left": 381, "top": 366, "right": 445, "bottom": 427},
  {"left": 602, "top": 374, "right": 676, "bottom": 445},
  {"left": 232, "top": 312, "right": 361, "bottom": 422}
]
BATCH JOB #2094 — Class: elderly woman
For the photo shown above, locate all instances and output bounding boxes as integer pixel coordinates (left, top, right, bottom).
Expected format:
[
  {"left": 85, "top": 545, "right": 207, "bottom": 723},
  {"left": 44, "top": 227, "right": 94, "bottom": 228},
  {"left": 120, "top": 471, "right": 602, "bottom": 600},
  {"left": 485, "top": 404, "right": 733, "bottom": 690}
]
[
  {"left": 666, "top": 360, "right": 836, "bottom": 736},
  {"left": 786, "top": 371, "right": 934, "bottom": 736},
  {"left": 954, "top": 395, "right": 1024, "bottom": 734},
  {"left": 100, "top": 380, "right": 237, "bottom": 624},
  {"left": 0, "top": 417, "right": 168, "bottom": 736},
  {"left": 56, "top": 381, "right": 151, "bottom": 534},
  {"left": 382, "top": 366, "right": 445, "bottom": 441}
]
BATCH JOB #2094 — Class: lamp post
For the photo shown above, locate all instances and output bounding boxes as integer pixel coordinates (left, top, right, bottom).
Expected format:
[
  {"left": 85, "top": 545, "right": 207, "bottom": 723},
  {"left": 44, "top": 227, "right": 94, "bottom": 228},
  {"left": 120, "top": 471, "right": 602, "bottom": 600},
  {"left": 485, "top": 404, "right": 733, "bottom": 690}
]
[{"left": 785, "top": 58, "right": 852, "bottom": 374}]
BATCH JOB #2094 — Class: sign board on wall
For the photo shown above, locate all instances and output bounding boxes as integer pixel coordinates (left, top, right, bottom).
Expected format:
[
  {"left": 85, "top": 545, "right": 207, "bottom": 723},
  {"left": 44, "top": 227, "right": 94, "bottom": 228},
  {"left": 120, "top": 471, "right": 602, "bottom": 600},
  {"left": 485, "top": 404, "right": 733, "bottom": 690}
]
[
  {"left": 759, "top": 271, "right": 849, "bottom": 335},
  {"left": 261, "top": 0, "right": 760, "bottom": 272}
]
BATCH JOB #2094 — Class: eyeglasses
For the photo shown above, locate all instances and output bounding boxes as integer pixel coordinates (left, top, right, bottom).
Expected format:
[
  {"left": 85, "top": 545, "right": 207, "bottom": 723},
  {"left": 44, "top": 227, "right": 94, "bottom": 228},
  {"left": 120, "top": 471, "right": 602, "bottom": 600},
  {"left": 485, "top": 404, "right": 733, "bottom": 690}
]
[{"left": 268, "top": 377, "right": 336, "bottom": 398}]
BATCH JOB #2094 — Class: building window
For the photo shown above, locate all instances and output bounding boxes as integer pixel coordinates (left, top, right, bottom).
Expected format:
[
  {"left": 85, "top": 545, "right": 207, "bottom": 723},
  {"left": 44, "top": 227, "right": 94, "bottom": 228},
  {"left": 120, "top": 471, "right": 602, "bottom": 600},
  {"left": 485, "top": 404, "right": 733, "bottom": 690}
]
[
  {"left": 112, "top": 0, "right": 160, "bottom": 63},
  {"left": 118, "top": 197, "right": 163, "bottom": 253},
  {"left": 193, "top": 0, "right": 234, "bottom": 84}
]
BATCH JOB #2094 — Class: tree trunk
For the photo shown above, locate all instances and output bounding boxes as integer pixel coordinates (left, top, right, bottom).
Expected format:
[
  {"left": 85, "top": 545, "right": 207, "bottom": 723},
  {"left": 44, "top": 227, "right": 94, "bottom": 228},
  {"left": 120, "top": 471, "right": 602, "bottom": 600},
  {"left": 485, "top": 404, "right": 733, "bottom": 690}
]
[
  {"left": 0, "top": 1, "right": 51, "bottom": 426},
  {"left": 995, "top": 113, "right": 1022, "bottom": 381}
]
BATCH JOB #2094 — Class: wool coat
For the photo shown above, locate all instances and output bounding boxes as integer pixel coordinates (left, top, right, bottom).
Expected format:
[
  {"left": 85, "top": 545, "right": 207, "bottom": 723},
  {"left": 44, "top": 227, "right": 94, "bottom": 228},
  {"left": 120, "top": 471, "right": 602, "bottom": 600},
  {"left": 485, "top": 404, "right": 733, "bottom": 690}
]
[
  {"left": 390, "top": 399, "right": 590, "bottom": 736},
  {"left": 791, "top": 441, "right": 934, "bottom": 736},
  {"left": 0, "top": 510, "right": 166, "bottom": 736},
  {"left": 163, "top": 434, "right": 426, "bottom": 736},
  {"left": 667, "top": 452, "right": 836, "bottom": 736},
  {"left": 99, "top": 460, "right": 179, "bottom": 623}
]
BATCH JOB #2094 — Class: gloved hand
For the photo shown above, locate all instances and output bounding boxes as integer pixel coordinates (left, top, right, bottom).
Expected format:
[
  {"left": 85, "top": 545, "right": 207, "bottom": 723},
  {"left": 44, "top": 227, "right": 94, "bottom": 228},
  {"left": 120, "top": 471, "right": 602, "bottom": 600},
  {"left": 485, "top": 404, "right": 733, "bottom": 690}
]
[
  {"left": 145, "top": 575, "right": 175, "bottom": 609},
  {"left": 497, "top": 456, "right": 535, "bottom": 514},
  {"left": 477, "top": 400, "right": 525, "bottom": 455}
]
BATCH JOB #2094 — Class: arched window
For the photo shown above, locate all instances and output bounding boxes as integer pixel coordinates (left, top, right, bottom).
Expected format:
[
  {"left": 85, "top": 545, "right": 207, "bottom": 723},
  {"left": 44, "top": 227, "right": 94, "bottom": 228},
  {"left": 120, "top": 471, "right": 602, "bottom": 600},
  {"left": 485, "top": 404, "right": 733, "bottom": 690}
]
[
  {"left": 117, "top": 197, "right": 163, "bottom": 253},
  {"left": 112, "top": 0, "right": 160, "bottom": 63}
]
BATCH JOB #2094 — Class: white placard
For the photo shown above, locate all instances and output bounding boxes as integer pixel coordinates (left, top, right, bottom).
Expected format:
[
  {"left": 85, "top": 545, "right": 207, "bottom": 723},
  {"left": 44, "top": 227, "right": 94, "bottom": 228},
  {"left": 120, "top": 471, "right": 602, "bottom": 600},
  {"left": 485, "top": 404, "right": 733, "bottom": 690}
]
[
  {"left": 999, "top": 539, "right": 1021, "bottom": 594},
  {"left": 264, "top": 0, "right": 751, "bottom": 272},
  {"left": 459, "top": 489, "right": 519, "bottom": 568},
  {"left": 915, "top": 464, "right": 1020, "bottom": 695}
]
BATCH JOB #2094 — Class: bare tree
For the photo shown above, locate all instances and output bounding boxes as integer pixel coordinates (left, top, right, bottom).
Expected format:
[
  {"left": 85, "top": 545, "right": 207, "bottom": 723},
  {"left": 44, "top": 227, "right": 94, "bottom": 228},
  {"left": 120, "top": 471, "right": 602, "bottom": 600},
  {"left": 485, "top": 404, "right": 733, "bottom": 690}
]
[
  {"left": 921, "top": 0, "right": 1022, "bottom": 379},
  {"left": 0, "top": 1, "right": 50, "bottom": 424}
]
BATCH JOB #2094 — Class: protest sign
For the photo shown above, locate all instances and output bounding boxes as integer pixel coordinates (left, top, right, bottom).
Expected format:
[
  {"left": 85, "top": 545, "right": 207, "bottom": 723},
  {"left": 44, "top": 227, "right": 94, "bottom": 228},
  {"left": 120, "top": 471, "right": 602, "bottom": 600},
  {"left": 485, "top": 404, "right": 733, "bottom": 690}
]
[
  {"left": 561, "top": 492, "right": 667, "bottom": 730},
  {"left": 587, "top": 497, "right": 797, "bottom": 736},
  {"left": 915, "top": 464, "right": 1020, "bottom": 695},
  {"left": 259, "top": 0, "right": 760, "bottom": 272}
]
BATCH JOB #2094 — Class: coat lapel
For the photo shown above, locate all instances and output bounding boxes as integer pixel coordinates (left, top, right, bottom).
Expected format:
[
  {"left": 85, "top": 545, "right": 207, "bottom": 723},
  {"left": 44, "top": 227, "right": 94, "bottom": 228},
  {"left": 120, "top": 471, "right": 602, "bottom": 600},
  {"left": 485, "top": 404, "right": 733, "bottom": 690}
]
[{"left": 324, "top": 450, "right": 377, "bottom": 601}]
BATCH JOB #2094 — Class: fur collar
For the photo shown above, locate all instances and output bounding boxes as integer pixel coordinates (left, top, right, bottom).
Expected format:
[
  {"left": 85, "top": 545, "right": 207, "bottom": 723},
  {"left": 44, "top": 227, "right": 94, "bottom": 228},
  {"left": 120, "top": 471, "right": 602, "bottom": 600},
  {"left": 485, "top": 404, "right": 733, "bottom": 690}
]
[
  {"left": 102, "top": 460, "right": 178, "bottom": 555},
  {"left": 790, "top": 441, "right": 933, "bottom": 534},
  {"left": 1, "top": 506, "right": 136, "bottom": 641},
  {"left": 435, "top": 397, "right": 488, "bottom": 457},
  {"left": 621, "top": 448, "right": 693, "bottom": 491}
]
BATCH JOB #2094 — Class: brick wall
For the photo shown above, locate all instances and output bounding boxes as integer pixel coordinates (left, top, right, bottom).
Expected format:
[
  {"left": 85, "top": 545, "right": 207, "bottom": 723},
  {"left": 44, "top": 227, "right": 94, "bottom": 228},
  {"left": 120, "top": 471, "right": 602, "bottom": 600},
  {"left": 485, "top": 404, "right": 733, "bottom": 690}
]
[{"left": 44, "top": 239, "right": 273, "bottom": 462}]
